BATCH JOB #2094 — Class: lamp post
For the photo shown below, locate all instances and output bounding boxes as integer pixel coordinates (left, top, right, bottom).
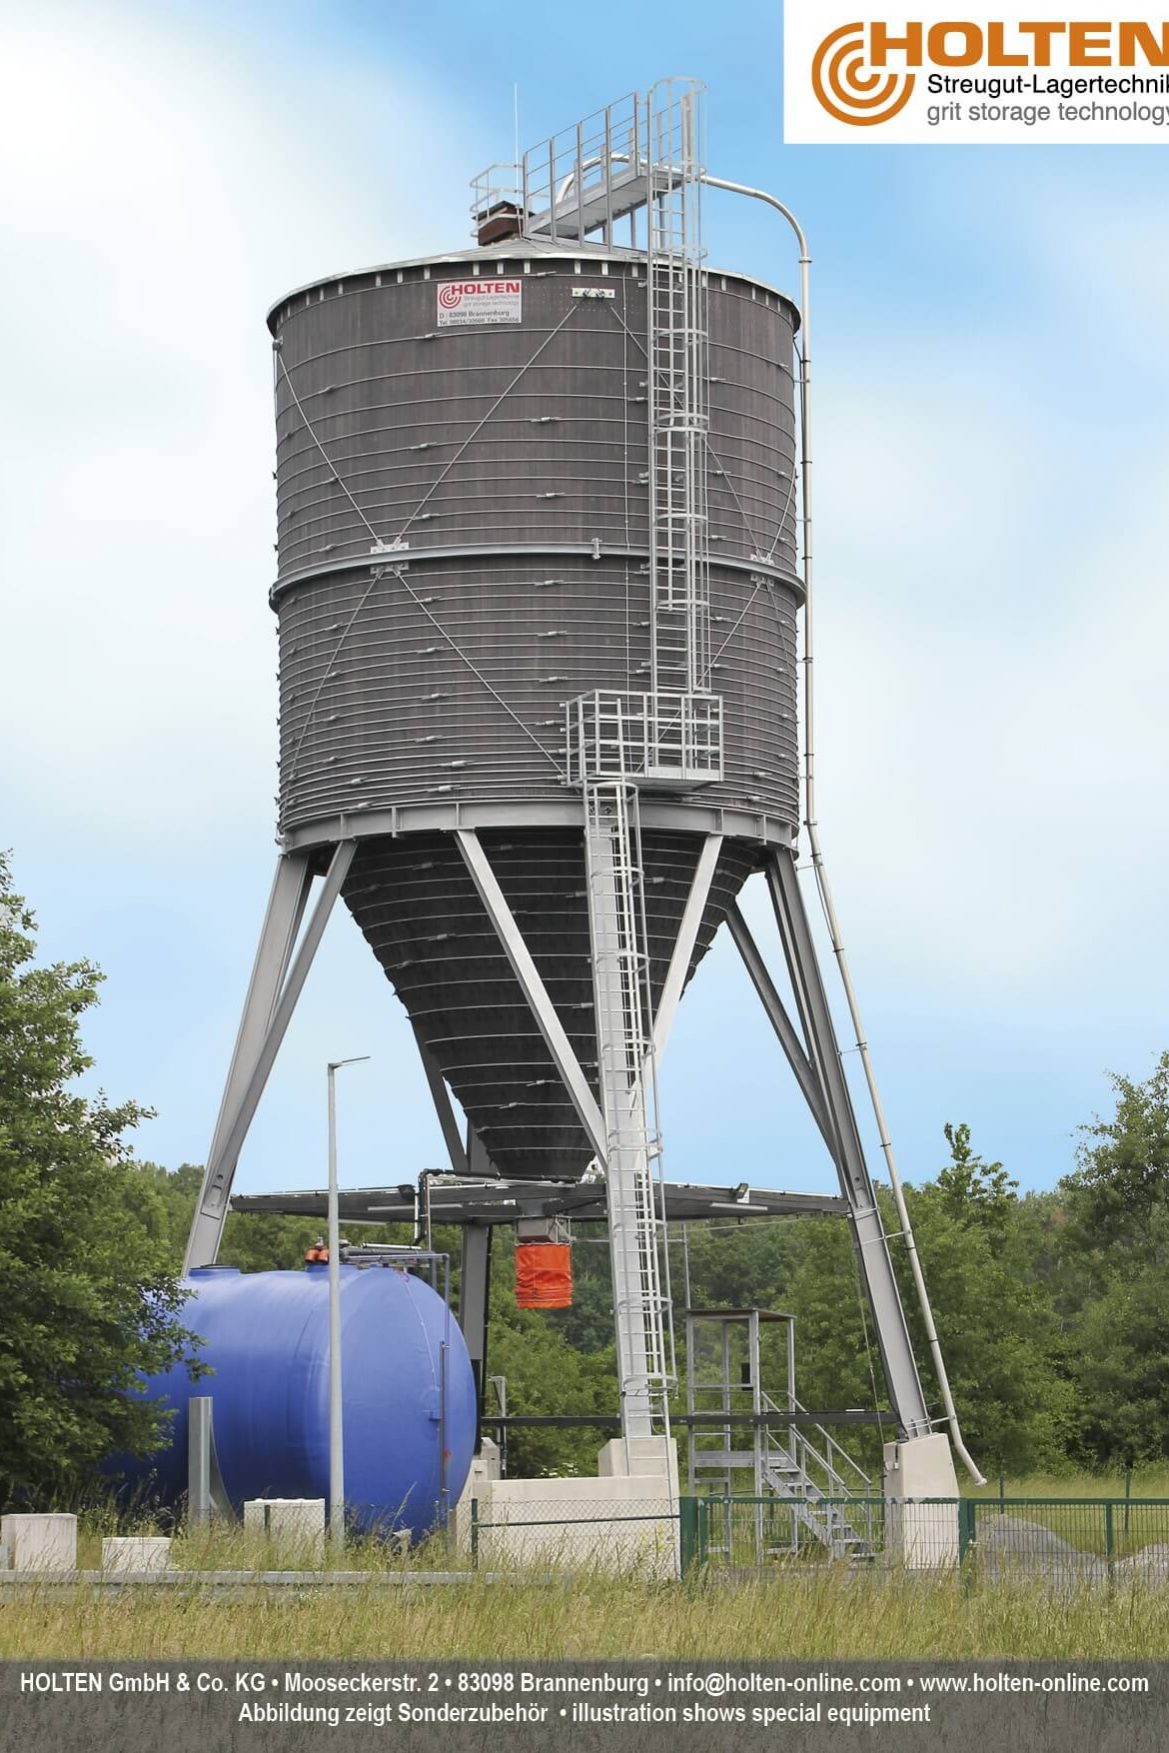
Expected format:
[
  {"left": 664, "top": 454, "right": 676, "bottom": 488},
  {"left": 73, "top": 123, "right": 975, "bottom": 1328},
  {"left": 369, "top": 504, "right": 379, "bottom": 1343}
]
[{"left": 327, "top": 1054, "right": 369, "bottom": 1547}]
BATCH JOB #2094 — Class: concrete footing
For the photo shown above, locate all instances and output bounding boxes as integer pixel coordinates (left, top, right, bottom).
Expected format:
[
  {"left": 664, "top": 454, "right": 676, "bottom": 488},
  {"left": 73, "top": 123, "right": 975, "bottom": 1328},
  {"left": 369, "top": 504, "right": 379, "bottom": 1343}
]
[
  {"left": 0, "top": 1514, "right": 78, "bottom": 1573},
  {"left": 243, "top": 1498, "right": 326, "bottom": 1558},
  {"left": 461, "top": 1438, "right": 681, "bottom": 1577},
  {"left": 101, "top": 1536, "right": 172, "bottom": 1575},
  {"left": 884, "top": 1434, "right": 961, "bottom": 1567}
]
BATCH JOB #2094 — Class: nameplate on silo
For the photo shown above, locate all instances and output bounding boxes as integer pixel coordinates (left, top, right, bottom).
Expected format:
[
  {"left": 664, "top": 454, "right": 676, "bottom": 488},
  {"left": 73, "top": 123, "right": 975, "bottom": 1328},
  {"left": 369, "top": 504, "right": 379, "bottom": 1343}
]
[{"left": 437, "top": 279, "right": 523, "bottom": 327}]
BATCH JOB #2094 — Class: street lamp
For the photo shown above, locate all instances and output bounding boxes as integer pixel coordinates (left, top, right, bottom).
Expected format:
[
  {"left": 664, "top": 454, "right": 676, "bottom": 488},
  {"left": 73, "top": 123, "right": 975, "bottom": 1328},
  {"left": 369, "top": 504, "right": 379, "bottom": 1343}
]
[{"left": 327, "top": 1054, "right": 370, "bottom": 1547}]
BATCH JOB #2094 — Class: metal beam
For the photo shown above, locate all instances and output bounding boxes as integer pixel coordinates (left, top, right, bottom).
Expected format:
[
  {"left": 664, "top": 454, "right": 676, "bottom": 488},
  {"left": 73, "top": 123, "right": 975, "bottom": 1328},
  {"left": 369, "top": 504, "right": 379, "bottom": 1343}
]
[
  {"left": 454, "top": 828, "right": 608, "bottom": 1162},
  {"left": 766, "top": 849, "right": 932, "bottom": 1440},
  {"left": 413, "top": 1030, "right": 469, "bottom": 1177},
  {"left": 185, "top": 840, "right": 356, "bottom": 1271},
  {"left": 207, "top": 855, "right": 313, "bottom": 1169},
  {"left": 725, "top": 900, "right": 831, "bottom": 1146},
  {"left": 185, "top": 852, "right": 313, "bottom": 1272},
  {"left": 652, "top": 832, "right": 722, "bottom": 1062}
]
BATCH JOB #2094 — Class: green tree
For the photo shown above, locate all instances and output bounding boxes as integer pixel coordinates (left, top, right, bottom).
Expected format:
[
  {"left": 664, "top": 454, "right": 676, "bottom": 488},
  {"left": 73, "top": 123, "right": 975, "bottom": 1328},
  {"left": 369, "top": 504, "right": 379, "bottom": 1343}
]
[
  {"left": 0, "top": 855, "right": 197, "bottom": 1506},
  {"left": 897, "top": 1127, "right": 1074, "bottom": 1474},
  {"left": 1060, "top": 1056, "right": 1169, "bottom": 1464},
  {"left": 1063, "top": 1055, "right": 1169, "bottom": 1257},
  {"left": 482, "top": 1243, "right": 619, "bottom": 1477}
]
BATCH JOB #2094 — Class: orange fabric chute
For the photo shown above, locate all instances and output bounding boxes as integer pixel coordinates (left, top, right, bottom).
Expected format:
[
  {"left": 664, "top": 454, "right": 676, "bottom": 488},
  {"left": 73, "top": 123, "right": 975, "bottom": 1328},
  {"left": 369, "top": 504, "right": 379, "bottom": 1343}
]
[{"left": 515, "top": 1240, "right": 573, "bottom": 1309}]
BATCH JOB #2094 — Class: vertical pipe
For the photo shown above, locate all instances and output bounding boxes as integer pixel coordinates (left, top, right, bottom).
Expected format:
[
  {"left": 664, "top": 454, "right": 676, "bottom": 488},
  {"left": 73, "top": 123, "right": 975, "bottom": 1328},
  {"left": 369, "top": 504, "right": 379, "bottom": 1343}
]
[
  {"left": 603, "top": 105, "right": 613, "bottom": 247},
  {"left": 700, "top": 172, "right": 984, "bottom": 1486},
  {"left": 327, "top": 1063, "right": 344, "bottom": 1548},
  {"left": 187, "top": 1398, "right": 213, "bottom": 1528},
  {"left": 575, "top": 120, "right": 585, "bottom": 242}
]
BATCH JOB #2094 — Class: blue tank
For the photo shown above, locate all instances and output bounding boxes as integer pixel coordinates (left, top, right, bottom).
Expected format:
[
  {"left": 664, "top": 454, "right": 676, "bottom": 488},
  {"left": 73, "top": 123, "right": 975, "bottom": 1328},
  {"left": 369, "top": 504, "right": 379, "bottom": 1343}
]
[{"left": 131, "top": 1265, "right": 476, "bottom": 1538}]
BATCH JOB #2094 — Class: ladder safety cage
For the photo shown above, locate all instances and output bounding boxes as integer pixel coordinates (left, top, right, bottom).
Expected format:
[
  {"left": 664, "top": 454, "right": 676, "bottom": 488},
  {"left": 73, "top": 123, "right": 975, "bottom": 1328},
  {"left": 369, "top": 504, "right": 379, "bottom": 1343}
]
[
  {"left": 583, "top": 769, "right": 675, "bottom": 1441},
  {"left": 565, "top": 690, "right": 723, "bottom": 789}
]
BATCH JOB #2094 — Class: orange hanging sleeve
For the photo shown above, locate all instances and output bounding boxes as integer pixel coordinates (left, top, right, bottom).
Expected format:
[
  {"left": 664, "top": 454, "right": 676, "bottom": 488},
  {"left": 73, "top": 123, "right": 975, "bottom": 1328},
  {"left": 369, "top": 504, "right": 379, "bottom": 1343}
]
[{"left": 515, "top": 1240, "right": 573, "bottom": 1309}]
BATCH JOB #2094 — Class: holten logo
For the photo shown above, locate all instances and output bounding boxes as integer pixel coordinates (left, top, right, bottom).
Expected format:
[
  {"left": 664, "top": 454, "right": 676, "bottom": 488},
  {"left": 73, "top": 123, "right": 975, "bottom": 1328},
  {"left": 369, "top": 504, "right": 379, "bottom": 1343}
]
[{"left": 811, "top": 18, "right": 1169, "bottom": 124}]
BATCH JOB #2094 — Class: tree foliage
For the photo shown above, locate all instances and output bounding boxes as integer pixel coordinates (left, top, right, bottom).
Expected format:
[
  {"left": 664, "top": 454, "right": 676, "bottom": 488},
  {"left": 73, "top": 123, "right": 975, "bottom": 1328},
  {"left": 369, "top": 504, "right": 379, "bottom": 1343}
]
[
  {"left": 0, "top": 855, "right": 196, "bottom": 1506},
  {"left": 9, "top": 826, "right": 1169, "bottom": 1492},
  {"left": 143, "top": 1057, "right": 1160, "bottom": 1481}
]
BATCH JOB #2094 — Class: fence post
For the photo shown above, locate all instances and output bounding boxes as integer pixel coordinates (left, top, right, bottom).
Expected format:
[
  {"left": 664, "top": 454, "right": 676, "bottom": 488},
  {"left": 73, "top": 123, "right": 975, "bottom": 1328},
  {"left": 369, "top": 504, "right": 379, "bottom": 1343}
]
[
  {"left": 959, "top": 1498, "right": 977, "bottom": 1594},
  {"left": 958, "top": 1498, "right": 974, "bottom": 1567},
  {"left": 1105, "top": 1500, "right": 1115, "bottom": 1581},
  {"left": 679, "top": 1497, "right": 699, "bottom": 1578},
  {"left": 470, "top": 1497, "right": 479, "bottom": 1571}
]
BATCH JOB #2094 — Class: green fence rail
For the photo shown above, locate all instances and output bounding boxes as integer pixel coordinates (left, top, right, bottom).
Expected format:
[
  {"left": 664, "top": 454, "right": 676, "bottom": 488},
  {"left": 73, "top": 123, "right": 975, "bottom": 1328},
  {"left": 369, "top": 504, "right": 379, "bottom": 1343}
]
[
  {"left": 458, "top": 1494, "right": 1169, "bottom": 1580},
  {"left": 685, "top": 1496, "right": 1169, "bottom": 1580}
]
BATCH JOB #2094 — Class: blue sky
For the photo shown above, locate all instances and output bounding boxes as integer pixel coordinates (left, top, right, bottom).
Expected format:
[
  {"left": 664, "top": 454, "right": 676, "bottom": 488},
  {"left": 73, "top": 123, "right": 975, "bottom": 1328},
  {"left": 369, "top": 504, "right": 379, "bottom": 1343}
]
[{"left": 3, "top": 0, "right": 1167, "bottom": 1205}]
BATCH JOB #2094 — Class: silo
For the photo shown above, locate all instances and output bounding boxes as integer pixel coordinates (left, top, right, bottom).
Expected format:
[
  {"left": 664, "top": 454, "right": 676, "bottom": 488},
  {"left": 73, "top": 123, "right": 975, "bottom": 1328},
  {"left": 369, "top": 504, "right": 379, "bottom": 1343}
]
[
  {"left": 184, "top": 78, "right": 955, "bottom": 1481},
  {"left": 267, "top": 246, "right": 798, "bottom": 1181}
]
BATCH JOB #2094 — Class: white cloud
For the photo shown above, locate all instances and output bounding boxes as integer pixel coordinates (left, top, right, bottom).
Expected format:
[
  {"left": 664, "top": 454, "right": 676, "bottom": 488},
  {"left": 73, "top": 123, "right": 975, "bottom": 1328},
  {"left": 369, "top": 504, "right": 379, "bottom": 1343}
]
[
  {"left": 0, "top": 6, "right": 479, "bottom": 847},
  {"left": 0, "top": 6, "right": 489, "bottom": 1183},
  {"left": 799, "top": 192, "right": 1169, "bottom": 1005}
]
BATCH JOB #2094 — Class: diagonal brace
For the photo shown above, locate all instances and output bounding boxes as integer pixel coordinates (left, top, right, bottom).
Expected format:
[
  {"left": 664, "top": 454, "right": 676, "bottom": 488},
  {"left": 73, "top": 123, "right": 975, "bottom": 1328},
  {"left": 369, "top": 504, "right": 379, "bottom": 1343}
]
[
  {"left": 455, "top": 828, "right": 608, "bottom": 1164},
  {"left": 725, "top": 899, "right": 831, "bottom": 1148}
]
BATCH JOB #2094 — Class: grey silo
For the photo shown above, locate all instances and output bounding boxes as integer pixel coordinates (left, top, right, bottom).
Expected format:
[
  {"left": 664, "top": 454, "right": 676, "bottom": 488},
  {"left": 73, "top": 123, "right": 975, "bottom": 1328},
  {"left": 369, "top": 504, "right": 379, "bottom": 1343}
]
[
  {"left": 182, "top": 85, "right": 973, "bottom": 1485},
  {"left": 268, "top": 244, "right": 801, "bottom": 1179}
]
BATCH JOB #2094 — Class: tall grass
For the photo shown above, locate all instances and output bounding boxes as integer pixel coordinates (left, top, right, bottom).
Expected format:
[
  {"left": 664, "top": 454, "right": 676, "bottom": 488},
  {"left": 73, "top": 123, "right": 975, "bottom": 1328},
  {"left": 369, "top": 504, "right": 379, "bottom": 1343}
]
[
  {"left": 3, "top": 1570, "right": 1168, "bottom": 1661},
  {"left": 6, "top": 1472, "right": 1166, "bottom": 1661}
]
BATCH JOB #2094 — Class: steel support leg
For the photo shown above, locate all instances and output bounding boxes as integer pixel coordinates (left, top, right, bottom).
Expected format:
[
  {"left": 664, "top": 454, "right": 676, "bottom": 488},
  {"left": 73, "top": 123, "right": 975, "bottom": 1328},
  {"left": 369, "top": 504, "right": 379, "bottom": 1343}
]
[
  {"left": 765, "top": 850, "right": 932, "bottom": 1440},
  {"left": 651, "top": 832, "right": 723, "bottom": 1062},
  {"left": 184, "top": 841, "right": 356, "bottom": 1272},
  {"left": 454, "top": 829, "right": 608, "bottom": 1163},
  {"left": 725, "top": 900, "right": 831, "bottom": 1145},
  {"left": 413, "top": 1029, "right": 470, "bottom": 1177}
]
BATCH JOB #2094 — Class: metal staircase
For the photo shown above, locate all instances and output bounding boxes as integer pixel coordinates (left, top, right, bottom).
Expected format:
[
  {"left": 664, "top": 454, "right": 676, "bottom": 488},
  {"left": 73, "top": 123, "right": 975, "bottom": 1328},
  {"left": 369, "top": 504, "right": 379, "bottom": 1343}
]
[
  {"left": 759, "top": 1391, "right": 876, "bottom": 1559},
  {"left": 686, "top": 1308, "right": 876, "bottom": 1562}
]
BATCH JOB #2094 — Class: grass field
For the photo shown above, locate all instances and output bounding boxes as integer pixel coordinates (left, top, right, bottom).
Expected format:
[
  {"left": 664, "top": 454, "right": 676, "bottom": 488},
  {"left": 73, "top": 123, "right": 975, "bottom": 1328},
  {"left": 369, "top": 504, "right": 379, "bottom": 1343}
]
[
  {"left": 969, "top": 1467, "right": 1169, "bottom": 1500},
  {"left": 4, "top": 1570, "right": 1169, "bottom": 1661},
  {"left": 4, "top": 1472, "right": 1166, "bottom": 1662}
]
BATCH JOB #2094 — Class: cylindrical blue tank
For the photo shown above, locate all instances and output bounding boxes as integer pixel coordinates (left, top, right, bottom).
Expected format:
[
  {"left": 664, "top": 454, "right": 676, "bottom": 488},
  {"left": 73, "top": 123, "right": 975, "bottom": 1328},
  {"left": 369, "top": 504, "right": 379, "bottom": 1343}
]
[{"left": 132, "top": 1265, "right": 476, "bottom": 1538}]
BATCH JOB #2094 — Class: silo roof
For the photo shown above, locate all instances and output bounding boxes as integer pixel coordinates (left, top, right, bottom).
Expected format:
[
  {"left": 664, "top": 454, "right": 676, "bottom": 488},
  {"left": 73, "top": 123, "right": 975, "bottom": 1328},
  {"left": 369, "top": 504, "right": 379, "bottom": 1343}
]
[{"left": 266, "top": 240, "right": 799, "bottom": 333}]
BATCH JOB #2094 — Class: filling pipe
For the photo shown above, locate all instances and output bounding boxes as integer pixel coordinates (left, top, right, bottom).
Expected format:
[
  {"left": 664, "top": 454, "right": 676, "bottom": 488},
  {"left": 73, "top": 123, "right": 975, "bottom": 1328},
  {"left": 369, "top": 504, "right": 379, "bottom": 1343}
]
[{"left": 701, "top": 173, "right": 984, "bottom": 1485}]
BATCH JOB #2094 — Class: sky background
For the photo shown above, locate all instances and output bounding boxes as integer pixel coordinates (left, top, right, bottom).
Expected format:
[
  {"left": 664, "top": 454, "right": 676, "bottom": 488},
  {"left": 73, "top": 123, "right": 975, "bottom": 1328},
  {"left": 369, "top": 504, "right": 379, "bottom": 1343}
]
[{"left": 2, "top": 0, "right": 1167, "bottom": 1206}]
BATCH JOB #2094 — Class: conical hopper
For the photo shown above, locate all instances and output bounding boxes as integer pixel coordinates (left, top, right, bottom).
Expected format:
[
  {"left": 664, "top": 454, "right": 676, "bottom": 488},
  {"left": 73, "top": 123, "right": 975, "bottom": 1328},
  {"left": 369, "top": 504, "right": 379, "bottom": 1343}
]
[{"left": 344, "top": 828, "right": 759, "bottom": 1178}]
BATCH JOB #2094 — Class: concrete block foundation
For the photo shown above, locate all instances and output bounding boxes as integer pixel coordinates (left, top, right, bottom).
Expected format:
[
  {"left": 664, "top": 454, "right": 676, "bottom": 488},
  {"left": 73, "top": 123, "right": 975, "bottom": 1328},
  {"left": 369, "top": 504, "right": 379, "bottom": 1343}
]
[
  {"left": 242, "top": 1497, "right": 326, "bottom": 1558},
  {"left": 101, "top": 1536, "right": 172, "bottom": 1575},
  {"left": 0, "top": 1514, "right": 77, "bottom": 1573},
  {"left": 464, "top": 1439, "right": 681, "bottom": 1577},
  {"left": 883, "top": 1434, "right": 961, "bottom": 1567}
]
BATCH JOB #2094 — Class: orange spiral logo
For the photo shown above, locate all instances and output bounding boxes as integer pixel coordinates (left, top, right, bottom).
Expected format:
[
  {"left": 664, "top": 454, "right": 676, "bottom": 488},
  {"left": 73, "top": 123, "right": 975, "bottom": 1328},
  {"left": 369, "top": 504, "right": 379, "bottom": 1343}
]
[{"left": 812, "top": 22, "right": 916, "bottom": 126}]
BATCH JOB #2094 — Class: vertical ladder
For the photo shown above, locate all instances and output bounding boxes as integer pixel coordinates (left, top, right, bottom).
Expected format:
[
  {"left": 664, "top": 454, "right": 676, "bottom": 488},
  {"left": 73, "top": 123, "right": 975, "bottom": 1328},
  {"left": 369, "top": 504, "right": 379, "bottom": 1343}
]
[
  {"left": 646, "top": 80, "right": 711, "bottom": 700},
  {"left": 583, "top": 769, "right": 672, "bottom": 1444}
]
